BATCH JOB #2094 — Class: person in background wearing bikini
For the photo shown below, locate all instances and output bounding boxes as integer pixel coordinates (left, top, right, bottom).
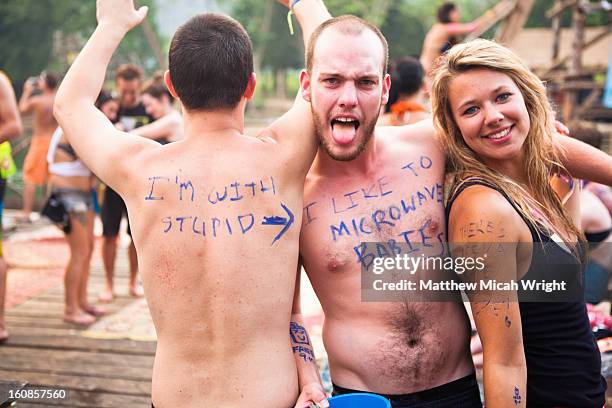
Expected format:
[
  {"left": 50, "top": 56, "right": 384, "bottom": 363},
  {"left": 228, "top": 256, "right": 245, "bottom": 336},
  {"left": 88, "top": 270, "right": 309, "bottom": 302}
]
[{"left": 46, "top": 91, "right": 119, "bottom": 326}]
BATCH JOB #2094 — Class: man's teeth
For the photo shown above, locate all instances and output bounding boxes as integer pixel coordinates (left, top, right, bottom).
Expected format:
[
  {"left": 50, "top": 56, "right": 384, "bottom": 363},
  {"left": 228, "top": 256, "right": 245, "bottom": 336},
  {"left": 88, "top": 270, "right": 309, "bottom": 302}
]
[
  {"left": 485, "top": 127, "right": 510, "bottom": 139},
  {"left": 332, "top": 118, "right": 358, "bottom": 128}
]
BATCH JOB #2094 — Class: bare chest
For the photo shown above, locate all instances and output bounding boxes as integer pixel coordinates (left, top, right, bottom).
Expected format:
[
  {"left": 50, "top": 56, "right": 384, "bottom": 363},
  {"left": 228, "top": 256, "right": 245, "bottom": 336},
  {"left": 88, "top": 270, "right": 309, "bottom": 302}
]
[{"left": 301, "top": 154, "right": 446, "bottom": 276}]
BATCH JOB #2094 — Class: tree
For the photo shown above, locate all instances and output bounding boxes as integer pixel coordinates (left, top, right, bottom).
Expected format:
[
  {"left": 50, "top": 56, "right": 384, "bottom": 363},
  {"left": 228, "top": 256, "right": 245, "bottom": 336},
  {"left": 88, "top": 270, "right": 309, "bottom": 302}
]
[{"left": 0, "top": 0, "right": 163, "bottom": 94}]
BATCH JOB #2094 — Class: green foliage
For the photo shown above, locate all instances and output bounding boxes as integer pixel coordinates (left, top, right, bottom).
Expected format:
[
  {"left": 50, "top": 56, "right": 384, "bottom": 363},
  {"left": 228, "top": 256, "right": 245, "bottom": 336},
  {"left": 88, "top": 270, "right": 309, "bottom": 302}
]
[{"left": 0, "top": 0, "right": 162, "bottom": 94}]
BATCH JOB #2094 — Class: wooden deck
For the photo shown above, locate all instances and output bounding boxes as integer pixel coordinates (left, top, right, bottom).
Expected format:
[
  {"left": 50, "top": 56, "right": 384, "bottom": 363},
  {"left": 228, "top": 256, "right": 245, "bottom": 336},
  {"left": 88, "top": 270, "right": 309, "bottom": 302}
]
[{"left": 0, "top": 240, "right": 155, "bottom": 408}]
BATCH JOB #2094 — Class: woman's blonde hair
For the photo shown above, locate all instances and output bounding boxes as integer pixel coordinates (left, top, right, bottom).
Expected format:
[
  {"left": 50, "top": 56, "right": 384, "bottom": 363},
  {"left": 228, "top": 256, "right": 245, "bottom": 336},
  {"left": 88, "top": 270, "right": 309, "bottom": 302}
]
[{"left": 431, "top": 39, "right": 583, "bottom": 246}]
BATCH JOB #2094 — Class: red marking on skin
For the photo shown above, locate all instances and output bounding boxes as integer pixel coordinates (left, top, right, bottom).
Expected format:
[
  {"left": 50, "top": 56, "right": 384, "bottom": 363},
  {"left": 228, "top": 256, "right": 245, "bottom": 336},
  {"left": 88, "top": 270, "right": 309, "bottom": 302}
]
[{"left": 328, "top": 259, "right": 339, "bottom": 272}]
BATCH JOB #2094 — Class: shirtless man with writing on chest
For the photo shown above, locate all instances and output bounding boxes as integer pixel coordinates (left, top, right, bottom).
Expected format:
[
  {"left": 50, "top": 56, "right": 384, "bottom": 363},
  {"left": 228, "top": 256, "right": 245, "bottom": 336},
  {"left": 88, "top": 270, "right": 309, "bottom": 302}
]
[
  {"left": 289, "top": 3, "right": 612, "bottom": 407},
  {"left": 54, "top": 1, "right": 327, "bottom": 406},
  {"left": 287, "top": 3, "right": 482, "bottom": 406}
]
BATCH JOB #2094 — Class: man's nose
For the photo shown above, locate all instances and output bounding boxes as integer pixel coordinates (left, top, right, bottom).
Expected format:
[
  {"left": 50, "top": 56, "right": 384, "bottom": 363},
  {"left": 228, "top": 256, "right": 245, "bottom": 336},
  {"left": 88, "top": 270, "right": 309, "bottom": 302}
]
[{"left": 338, "top": 82, "right": 358, "bottom": 109}]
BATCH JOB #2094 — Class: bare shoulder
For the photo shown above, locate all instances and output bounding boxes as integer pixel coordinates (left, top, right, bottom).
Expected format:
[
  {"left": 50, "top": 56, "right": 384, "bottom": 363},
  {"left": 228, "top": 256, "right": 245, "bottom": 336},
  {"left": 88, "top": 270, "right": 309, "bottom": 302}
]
[
  {"left": 383, "top": 119, "right": 442, "bottom": 156},
  {"left": 449, "top": 184, "right": 521, "bottom": 242},
  {"left": 397, "top": 119, "right": 436, "bottom": 143},
  {"left": 255, "top": 126, "right": 280, "bottom": 145}
]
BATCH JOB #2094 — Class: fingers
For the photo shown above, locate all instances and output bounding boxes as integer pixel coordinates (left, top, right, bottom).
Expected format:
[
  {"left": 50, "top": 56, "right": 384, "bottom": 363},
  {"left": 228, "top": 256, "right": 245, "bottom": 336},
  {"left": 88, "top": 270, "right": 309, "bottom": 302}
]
[
  {"left": 554, "top": 120, "right": 570, "bottom": 136},
  {"left": 315, "top": 397, "right": 330, "bottom": 408},
  {"left": 137, "top": 5, "right": 149, "bottom": 22}
]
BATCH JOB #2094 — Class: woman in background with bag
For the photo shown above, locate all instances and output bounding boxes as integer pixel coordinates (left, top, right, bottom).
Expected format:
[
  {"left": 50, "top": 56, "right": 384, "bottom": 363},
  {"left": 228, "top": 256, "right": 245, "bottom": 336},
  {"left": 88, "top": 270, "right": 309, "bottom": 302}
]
[{"left": 45, "top": 90, "right": 118, "bottom": 325}]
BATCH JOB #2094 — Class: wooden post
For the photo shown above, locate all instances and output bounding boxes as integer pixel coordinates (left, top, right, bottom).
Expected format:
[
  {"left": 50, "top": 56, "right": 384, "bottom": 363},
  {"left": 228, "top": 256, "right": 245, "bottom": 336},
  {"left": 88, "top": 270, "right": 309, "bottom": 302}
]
[
  {"left": 551, "top": 1, "right": 562, "bottom": 62},
  {"left": 495, "top": 0, "right": 535, "bottom": 44},
  {"left": 563, "top": 1, "right": 586, "bottom": 121}
]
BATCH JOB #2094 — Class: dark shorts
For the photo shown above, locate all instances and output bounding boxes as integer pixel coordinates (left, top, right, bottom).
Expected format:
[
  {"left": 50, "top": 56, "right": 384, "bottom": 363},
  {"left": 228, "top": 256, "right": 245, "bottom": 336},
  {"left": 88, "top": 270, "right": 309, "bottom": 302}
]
[
  {"left": 332, "top": 373, "right": 482, "bottom": 408},
  {"left": 101, "top": 186, "right": 130, "bottom": 237}
]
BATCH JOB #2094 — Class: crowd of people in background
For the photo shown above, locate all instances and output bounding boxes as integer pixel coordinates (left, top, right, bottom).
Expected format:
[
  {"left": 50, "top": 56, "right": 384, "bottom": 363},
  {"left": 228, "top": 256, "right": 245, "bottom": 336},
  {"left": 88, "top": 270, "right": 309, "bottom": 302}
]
[
  {"left": 0, "top": 63, "right": 184, "bottom": 334},
  {"left": 0, "top": 0, "right": 610, "bottom": 407}
]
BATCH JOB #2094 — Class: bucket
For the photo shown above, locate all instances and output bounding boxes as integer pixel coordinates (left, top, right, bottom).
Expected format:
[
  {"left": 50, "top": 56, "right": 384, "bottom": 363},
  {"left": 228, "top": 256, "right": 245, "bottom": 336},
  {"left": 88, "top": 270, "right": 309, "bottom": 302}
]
[{"left": 328, "top": 393, "right": 391, "bottom": 408}]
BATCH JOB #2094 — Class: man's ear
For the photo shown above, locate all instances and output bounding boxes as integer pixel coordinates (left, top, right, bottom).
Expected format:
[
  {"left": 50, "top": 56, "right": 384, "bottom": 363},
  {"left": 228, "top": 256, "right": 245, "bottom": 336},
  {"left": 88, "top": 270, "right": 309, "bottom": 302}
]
[
  {"left": 299, "top": 69, "right": 312, "bottom": 102},
  {"left": 164, "top": 70, "right": 178, "bottom": 99},
  {"left": 244, "top": 73, "right": 257, "bottom": 100},
  {"left": 381, "top": 73, "right": 391, "bottom": 106}
]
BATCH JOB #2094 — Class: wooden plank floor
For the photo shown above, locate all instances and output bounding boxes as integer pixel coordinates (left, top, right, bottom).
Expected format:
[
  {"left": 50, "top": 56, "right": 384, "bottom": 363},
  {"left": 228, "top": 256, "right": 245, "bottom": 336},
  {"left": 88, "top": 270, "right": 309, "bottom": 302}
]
[{"left": 0, "top": 245, "right": 155, "bottom": 408}]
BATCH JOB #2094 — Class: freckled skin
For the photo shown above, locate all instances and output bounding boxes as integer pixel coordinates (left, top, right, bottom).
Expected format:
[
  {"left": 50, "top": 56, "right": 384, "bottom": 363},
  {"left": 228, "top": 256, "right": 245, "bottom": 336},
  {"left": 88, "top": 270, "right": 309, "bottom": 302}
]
[{"left": 300, "top": 125, "right": 474, "bottom": 394}]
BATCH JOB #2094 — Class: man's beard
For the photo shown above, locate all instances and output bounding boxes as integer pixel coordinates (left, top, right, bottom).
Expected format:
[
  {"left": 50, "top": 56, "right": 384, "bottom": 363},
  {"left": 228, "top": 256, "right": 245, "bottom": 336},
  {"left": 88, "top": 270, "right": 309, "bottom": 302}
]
[{"left": 312, "top": 106, "right": 378, "bottom": 162}]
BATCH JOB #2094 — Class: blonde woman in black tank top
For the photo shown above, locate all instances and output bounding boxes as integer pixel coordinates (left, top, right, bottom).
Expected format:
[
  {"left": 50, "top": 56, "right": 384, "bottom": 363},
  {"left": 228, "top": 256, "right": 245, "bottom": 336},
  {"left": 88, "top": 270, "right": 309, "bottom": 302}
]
[{"left": 430, "top": 39, "right": 607, "bottom": 407}]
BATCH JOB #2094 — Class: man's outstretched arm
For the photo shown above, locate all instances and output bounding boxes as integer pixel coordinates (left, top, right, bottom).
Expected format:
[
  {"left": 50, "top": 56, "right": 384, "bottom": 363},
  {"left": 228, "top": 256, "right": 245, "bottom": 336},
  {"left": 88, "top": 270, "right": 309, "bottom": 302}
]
[
  {"left": 556, "top": 136, "right": 612, "bottom": 186},
  {"left": 279, "top": 0, "right": 331, "bottom": 44},
  {"left": 54, "top": 0, "right": 157, "bottom": 195},
  {"left": 263, "top": 0, "right": 332, "bottom": 175}
]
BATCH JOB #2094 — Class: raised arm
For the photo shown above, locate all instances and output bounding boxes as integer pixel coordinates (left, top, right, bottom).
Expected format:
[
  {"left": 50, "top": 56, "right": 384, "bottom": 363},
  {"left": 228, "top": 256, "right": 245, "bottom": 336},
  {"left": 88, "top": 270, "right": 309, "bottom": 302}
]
[
  {"left": 261, "top": 0, "right": 332, "bottom": 175},
  {"left": 54, "top": 0, "right": 158, "bottom": 195},
  {"left": 0, "top": 73, "right": 23, "bottom": 143},
  {"left": 444, "top": 22, "right": 478, "bottom": 36},
  {"left": 291, "top": 261, "right": 328, "bottom": 408},
  {"left": 556, "top": 135, "right": 612, "bottom": 186},
  {"left": 448, "top": 186, "right": 526, "bottom": 408},
  {"left": 18, "top": 81, "right": 36, "bottom": 115}
]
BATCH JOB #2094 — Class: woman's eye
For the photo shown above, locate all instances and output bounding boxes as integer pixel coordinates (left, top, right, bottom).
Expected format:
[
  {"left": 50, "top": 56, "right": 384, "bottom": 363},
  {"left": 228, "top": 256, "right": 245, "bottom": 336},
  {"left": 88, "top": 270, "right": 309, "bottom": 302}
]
[
  {"left": 497, "top": 92, "right": 511, "bottom": 102},
  {"left": 463, "top": 106, "right": 478, "bottom": 115}
]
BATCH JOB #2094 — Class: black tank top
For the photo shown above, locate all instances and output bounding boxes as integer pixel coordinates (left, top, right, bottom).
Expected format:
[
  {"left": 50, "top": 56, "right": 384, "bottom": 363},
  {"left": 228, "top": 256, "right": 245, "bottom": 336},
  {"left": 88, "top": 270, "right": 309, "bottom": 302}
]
[{"left": 446, "top": 179, "right": 606, "bottom": 407}]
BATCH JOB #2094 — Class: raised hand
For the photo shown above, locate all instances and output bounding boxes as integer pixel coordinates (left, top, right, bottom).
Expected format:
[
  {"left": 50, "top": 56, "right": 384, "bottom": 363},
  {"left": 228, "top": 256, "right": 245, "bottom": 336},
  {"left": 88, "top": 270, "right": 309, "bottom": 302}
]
[{"left": 96, "top": 0, "right": 148, "bottom": 33}]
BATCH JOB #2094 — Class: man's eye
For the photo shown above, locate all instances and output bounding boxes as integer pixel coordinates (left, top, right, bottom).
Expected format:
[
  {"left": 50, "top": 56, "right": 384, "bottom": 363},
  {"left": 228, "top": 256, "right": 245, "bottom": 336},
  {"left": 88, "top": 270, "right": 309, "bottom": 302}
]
[
  {"left": 324, "top": 78, "right": 339, "bottom": 85},
  {"left": 360, "top": 79, "right": 375, "bottom": 86}
]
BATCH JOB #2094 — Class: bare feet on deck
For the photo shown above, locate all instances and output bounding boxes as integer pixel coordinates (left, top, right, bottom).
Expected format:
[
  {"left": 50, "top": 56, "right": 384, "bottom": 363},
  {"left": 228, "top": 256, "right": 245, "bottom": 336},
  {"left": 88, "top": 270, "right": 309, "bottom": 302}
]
[
  {"left": 98, "top": 287, "right": 115, "bottom": 303},
  {"left": 0, "top": 326, "right": 8, "bottom": 343},
  {"left": 129, "top": 283, "right": 144, "bottom": 298},
  {"left": 63, "top": 310, "right": 96, "bottom": 326},
  {"left": 81, "top": 304, "right": 108, "bottom": 317}
]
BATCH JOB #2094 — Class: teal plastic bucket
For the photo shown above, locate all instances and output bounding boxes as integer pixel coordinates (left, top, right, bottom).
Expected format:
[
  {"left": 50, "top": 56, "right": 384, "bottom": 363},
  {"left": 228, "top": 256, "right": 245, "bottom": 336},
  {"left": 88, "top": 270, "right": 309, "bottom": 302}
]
[{"left": 328, "top": 393, "right": 391, "bottom": 408}]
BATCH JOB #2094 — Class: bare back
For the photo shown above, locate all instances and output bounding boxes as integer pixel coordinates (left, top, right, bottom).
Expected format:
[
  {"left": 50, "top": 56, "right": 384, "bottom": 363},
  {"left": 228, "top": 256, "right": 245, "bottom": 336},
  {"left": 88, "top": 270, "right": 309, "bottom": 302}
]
[
  {"left": 300, "top": 124, "right": 473, "bottom": 393},
  {"left": 123, "top": 134, "right": 309, "bottom": 407},
  {"left": 420, "top": 24, "right": 450, "bottom": 73},
  {"left": 30, "top": 93, "right": 57, "bottom": 138}
]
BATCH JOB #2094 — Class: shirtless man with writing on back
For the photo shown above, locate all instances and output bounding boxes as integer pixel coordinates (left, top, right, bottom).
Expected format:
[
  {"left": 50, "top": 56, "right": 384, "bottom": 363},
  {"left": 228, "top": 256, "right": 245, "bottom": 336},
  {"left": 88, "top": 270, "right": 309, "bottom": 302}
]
[
  {"left": 286, "top": 1, "right": 612, "bottom": 407},
  {"left": 54, "top": 0, "right": 329, "bottom": 406}
]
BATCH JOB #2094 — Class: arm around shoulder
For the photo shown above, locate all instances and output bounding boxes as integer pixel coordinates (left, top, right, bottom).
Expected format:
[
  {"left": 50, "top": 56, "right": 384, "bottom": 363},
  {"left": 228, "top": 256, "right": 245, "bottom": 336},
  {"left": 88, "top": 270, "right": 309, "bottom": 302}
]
[{"left": 555, "top": 135, "right": 612, "bottom": 186}]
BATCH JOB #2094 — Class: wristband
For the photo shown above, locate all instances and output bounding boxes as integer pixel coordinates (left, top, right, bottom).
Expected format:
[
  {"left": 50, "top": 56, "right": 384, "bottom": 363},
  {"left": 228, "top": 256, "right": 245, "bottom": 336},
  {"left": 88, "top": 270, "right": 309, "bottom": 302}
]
[{"left": 287, "top": 0, "right": 302, "bottom": 36}]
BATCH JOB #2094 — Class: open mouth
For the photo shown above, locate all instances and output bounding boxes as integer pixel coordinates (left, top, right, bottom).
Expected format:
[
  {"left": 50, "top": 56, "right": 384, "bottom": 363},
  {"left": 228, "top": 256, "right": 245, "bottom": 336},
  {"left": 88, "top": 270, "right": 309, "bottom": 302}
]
[
  {"left": 482, "top": 125, "right": 513, "bottom": 140},
  {"left": 330, "top": 117, "right": 360, "bottom": 145}
]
